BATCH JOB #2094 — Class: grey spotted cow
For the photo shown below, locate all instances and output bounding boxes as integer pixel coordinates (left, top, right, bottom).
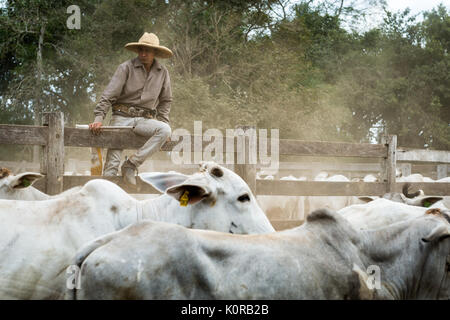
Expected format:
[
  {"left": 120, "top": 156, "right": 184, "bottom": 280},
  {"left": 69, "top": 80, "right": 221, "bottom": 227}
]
[{"left": 70, "top": 209, "right": 450, "bottom": 299}]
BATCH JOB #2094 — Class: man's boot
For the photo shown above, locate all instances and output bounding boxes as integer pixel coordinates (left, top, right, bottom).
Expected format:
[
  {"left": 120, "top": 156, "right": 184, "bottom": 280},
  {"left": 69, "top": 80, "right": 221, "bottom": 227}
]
[{"left": 121, "top": 159, "right": 137, "bottom": 186}]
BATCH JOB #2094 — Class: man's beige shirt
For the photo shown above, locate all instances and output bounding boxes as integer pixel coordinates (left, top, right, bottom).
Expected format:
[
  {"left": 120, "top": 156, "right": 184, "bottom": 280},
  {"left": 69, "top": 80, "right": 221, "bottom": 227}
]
[{"left": 94, "top": 57, "right": 172, "bottom": 124}]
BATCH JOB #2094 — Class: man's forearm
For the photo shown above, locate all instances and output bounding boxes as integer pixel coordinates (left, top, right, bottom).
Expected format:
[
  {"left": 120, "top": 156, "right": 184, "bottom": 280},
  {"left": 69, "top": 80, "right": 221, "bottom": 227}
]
[
  {"left": 93, "top": 96, "right": 113, "bottom": 122},
  {"left": 156, "top": 100, "right": 171, "bottom": 124}
]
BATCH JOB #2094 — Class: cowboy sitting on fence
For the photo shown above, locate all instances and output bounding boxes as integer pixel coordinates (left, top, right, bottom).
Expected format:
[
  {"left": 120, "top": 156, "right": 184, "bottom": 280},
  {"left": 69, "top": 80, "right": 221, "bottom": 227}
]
[{"left": 89, "top": 32, "right": 173, "bottom": 186}]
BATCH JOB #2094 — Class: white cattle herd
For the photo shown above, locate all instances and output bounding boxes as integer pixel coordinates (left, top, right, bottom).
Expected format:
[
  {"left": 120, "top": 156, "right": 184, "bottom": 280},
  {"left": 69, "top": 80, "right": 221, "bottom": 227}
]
[
  {"left": 0, "top": 164, "right": 448, "bottom": 300},
  {"left": 256, "top": 171, "right": 450, "bottom": 221}
]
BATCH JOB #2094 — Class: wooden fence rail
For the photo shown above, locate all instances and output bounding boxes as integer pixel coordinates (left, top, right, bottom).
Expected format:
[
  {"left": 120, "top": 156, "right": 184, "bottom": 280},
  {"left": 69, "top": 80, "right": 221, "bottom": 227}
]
[{"left": 1, "top": 112, "right": 449, "bottom": 196}]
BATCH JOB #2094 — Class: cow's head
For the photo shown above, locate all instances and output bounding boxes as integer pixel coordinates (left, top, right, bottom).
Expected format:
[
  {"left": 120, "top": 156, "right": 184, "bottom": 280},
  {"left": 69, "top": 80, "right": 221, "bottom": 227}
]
[
  {"left": 418, "top": 213, "right": 450, "bottom": 300},
  {"left": 357, "top": 212, "right": 450, "bottom": 300},
  {"left": 358, "top": 183, "right": 443, "bottom": 208},
  {"left": 0, "top": 169, "right": 44, "bottom": 199},
  {"left": 139, "top": 161, "right": 275, "bottom": 234}
]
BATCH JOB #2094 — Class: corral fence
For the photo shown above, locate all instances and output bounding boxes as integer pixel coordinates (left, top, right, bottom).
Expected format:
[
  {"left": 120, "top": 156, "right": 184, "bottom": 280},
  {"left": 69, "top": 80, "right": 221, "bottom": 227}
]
[{"left": 1, "top": 112, "right": 449, "bottom": 226}]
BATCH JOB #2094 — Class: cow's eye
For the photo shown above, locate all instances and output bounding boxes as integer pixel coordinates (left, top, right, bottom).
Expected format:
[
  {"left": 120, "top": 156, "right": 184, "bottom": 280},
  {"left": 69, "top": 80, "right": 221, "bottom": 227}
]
[{"left": 238, "top": 194, "right": 250, "bottom": 202}]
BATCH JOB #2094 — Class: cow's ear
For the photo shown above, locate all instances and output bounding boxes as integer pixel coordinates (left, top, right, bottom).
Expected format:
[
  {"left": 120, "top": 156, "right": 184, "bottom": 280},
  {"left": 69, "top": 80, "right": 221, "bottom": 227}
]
[
  {"left": 420, "top": 197, "right": 444, "bottom": 208},
  {"left": 404, "top": 196, "right": 443, "bottom": 207},
  {"left": 358, "top": 197, "right": 376, "bottom": 203},
  {"left": 0, "top": 167, "right": 12, "bottom": 179},
  {"left": 166, "top": 183, "right": 212, "bottom": 206},
  {"left": 10, "top": 172, "right": 44, "bottom": 189},
  {"left": 422, "top": 225, "right": 450, "bottom": 242},
  {"left": 139, "top": 172, "right": 189, "bottom": 193}
]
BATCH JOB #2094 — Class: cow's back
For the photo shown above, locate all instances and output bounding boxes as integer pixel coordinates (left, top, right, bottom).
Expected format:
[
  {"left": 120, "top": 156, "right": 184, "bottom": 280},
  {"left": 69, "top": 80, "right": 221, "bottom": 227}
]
[{"left": 75, "top": 213, "right": 364, "bottom": 300}]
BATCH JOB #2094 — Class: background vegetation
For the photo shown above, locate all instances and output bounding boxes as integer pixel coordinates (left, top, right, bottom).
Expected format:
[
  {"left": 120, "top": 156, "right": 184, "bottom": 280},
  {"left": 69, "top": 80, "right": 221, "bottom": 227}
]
[{"left": 1, "top": 0, "right": 449, "bottom": 161}]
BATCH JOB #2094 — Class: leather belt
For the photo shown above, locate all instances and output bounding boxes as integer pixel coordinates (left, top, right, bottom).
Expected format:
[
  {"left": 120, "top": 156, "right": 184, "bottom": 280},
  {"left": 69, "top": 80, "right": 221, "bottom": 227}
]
[{"left": 112, "top": 104, "right": 156, "bottom": 119}]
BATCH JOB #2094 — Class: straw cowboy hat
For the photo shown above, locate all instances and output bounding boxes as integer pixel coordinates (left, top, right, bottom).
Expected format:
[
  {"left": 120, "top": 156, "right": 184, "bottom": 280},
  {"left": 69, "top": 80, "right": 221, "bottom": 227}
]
[{"left": 124, "top": 32, "right": 173, "bottom": 59}]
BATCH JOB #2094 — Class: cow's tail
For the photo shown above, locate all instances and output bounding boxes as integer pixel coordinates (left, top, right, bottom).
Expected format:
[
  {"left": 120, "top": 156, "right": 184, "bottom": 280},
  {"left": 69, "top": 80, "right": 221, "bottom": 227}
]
[{"left": 66, "top": 232, "right": 119, "bottom": 300}]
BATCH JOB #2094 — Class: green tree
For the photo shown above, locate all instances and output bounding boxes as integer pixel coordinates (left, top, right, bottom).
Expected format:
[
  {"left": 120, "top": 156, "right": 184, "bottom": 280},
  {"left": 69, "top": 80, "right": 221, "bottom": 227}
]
[{"left": 1, "top": 0, "right": 447, "bottom": 159}]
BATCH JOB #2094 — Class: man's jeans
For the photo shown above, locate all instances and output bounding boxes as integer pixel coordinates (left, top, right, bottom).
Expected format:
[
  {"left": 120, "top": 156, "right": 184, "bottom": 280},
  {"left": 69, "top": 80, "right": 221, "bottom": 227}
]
[{"left": 103, "top": 115, "right": 171, "bottom": 176}]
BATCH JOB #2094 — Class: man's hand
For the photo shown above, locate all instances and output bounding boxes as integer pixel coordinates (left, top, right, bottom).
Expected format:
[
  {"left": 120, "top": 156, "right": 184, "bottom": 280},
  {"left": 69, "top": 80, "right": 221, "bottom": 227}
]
[{"left": 89, "top": 122, "right": 103, "bottom": 135}]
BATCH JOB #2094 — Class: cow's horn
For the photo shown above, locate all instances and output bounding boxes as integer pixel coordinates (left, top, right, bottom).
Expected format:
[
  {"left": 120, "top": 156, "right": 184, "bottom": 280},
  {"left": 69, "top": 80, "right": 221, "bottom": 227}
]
[{"left": 402, "top": 183, "right": 421, "bottom": 199}]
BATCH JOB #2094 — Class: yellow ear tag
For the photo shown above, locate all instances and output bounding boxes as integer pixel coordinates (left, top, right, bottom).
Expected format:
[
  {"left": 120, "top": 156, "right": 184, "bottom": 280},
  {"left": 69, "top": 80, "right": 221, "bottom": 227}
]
[{"left": 180, "top": 190, "right": 189, "bottom": 207}]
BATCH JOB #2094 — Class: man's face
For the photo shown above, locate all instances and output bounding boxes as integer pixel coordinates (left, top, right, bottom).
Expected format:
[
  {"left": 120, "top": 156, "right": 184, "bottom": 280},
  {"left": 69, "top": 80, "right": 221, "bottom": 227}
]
[{"left": 138, "top": 46, "right": 156, "bottom": 65}]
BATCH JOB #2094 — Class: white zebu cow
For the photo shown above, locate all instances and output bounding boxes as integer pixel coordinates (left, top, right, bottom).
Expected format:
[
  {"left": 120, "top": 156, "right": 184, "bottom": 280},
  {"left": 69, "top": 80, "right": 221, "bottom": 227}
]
[
  {"left": 397, "top": 173, "right": 435, "bottom": 182},
  {"left": 362, "top": 174, "right": 378, "bottom": 182},
  {"left": 339, "top": 198, "right": 447, "bottom": 230},
  {"left": 70, "top": 209, "right": 450, "bottom": 300},
  {"left": 256, "top": 175, "right": 307, "bottom": 221},
  {"left": 0, "top": 167, "right": 169, "bottom": 203},
  {"left": 0, "top": 168, "right": 82, "bottom": 200},
  {"left": 257, "top": 173, "right": 380, "bottom": 223},
  {"left": 0, "top": 162, "right": 274, "bottom": 299},
  {"left": 307, "top": 172, "right": 364, "bottom": 215},
  {"left": 0, "top": 168, "right": 61, "bottom": 200},
  {"left": 338, "top": 178, "right": 448, "bottom": 230}
]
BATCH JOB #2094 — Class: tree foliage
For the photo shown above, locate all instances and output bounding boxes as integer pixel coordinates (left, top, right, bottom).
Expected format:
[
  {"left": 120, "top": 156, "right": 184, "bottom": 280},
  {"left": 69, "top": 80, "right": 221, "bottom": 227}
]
[{"left": 0, "top": 0, "right": 448, "bottom": 154}]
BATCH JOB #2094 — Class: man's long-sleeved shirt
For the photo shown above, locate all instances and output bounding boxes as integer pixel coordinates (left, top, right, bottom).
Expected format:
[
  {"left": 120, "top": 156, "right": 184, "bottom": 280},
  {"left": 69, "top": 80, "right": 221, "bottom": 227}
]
[{"left": 93, "top": 57, "right": 172, "bottom": 124}]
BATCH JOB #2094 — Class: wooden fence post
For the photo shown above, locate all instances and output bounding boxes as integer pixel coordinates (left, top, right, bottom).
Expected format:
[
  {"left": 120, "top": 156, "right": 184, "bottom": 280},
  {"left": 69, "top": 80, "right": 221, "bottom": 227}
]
[
  {"left": 437, "top": 164, "right": 447, "bottom": 180},
  {"left": 42, "top": 112, "right": 64, "bottom": 195},
  {"left": 399, "top": 163, "right": 411, "bottom": 177},
  {"left": 381, "top": 135, "right": 397, "bottom": 193},
  {"left": 234, "top": 125, "right": 257, "bottom": 195}
]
